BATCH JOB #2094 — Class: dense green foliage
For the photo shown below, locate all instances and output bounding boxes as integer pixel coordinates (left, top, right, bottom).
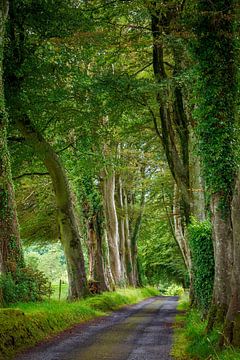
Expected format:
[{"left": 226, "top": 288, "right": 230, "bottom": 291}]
[
  {"left": 190, "top": 0, "right": 238, "bottom": 199},
  {"left": 0, "top": 266, "right": 52, "bottom": 304},
  {"left": 188, "top": 220, "right": 214, "bottom": 313}
]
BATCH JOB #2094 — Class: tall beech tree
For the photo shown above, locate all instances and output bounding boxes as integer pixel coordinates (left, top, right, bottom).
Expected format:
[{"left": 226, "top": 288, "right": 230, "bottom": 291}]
[
  {"left": 4, "top": 0, "right": 90, "bottom": 299},
  {"left": 191, "top": 0, "right": 238, "bottom": 341},
  {"left": 0, "top": 0, "right": 24, "bottom": 275},
  {"left": 80, "top": 174, "right": 109, "bottom": 292}
]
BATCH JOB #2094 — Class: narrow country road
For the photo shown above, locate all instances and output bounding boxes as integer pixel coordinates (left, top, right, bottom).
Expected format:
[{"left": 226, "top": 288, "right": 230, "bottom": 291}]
[{"left": 15, "top": 296, "right": 178, "bottom": 360}]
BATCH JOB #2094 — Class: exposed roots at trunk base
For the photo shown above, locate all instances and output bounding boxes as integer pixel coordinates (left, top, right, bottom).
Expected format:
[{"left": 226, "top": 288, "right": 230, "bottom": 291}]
[
  {"left": 222, "top": 315, "right": 240, "bottom": 347},
  {"left": 206, "top": 303, "right": 228, "bottom": 333}
]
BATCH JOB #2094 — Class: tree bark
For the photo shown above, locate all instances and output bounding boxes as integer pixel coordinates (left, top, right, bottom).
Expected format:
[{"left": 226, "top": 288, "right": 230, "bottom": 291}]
[
  {"left": 0, "top": 0, "right": 24, "bottom": 275},
  {"left": 151, "top": 3, "right": 192, "bottom": 224},
  {"left": 102, "top": 171, "right": 122, "bottom": 285},
  {"left": 123, "top": 189, "right": 135, "bottom": 286},
  {"left": 17, "top": 116, "right": 88, "bottom": 300},
  {"left": 223, "top": 176, "right": 240, "bottom": 345},
  {"left": 207, "top": 194, "right": 233, "bottom": 329},
  {"left": 115, "top": 175, "right": 127, "bottom": 284},
  {"left": 87, "top": 212, "right": 109, "bottom": 292},
  {"left": 130, "top": 189, "right": 145, "bottom": 287},
  {"left": 173, "top": 186, "right": 191, "bottom": 272}
]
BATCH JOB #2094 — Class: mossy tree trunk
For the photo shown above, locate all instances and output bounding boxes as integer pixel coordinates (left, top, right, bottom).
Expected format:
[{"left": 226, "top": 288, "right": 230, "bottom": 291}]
[
  {"left": 150, "top": 2, "right": 194, "bottom": 294},
  {"left": 150, "top": 2, "right": 192, "bottom": 225},
  {"left": 83, "top": 197, "right": 109, "bottom": 292},
  {"left": 87, "top": 213, "right": 109, "bottom": 292},
  {"left": 17, "top": 116, "right": 88, "bottom": 300},
  {"left": 0, "top": 0, "right": 24, "bottom": 275},
  {"left": 191, "top": 0, "right": 237, "bottom": 332}
]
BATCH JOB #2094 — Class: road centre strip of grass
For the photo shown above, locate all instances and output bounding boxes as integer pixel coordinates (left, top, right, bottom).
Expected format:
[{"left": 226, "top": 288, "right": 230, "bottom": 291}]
[{"left": 0, "top": 287, "right": 158, "bottom": 360}]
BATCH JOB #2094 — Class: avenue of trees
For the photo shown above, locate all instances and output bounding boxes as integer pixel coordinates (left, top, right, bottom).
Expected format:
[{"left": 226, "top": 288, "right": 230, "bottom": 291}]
[{"left": 0, "top": 0, "right": 240, "bottom": 347}]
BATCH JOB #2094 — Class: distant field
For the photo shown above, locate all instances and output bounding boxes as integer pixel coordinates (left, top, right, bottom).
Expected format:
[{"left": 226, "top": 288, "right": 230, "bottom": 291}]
[{"left": 50, "top": 283, "right": 68, "bottom": 300}]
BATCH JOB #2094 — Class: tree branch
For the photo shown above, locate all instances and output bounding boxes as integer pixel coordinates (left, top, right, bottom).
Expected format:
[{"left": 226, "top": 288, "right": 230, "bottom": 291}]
[
  {"left": 131, "top": 62, "right": 153, "bottom": 77},
  {"left": 13, "top": 172, "right": 49, "bottom": 180}
]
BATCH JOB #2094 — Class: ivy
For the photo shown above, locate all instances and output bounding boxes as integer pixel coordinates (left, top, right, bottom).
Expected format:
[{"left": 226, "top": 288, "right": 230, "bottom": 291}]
[
  {"left": 188, "top": 219, "right": 214, "bottom": 313},
  {"left": 190, "top": 0, "right": 238, "bottom": 203}
]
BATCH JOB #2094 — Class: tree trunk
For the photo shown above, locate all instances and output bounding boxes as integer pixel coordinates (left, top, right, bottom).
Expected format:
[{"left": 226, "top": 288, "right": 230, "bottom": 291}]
[
  {"left": 17, "top": 116, "right": 88, "bottom": 300},
  {"left": 130, "top": 190, "right": 145, "bottom": 287},
  {"left": 123, "top": 189, "right": 135, "bottom": 286},
  {"left": 150, "top": 4, "right": 192, "bottom": 223},
  {"left": 102, "top": 171, "right": 122, "bottom": 285},
  {"left": 223, "top": 176, "right": 240, "bottom": 345},
  {"left": 173, "top": 186, "right": 195, "bottom": 303},
  {"left": 87, "top": 210, "right": 109, "bottom": 292},
  {"left": 115, "top": 175, "right": 127, "bottom": 284},
  {"left": 173, "top": 186, "right": 191, "bottom": 272},
  {"left": 189, "top": 131, "right": 206, "bottom": 222},
  {"left": 0, "top": 0, "right": 24, "bottom": 275},
  {"left": 207, "top": 194, "right": 233, "bottom": 329}
]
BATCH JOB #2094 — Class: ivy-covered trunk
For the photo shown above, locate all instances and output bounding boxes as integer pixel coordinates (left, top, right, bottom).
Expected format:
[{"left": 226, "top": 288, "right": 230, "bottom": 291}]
[
  {"left": 86, "top": 209, "right": 109, "bottom": 292},
  {"left": 0, "top": 0, "right": 24, "bottom": 275},
  {"left": 17, "top": 117, "right": 88, "bottom": 300},
  {"left": 191, "top": 0, "right": 237, "bottom": 331}
]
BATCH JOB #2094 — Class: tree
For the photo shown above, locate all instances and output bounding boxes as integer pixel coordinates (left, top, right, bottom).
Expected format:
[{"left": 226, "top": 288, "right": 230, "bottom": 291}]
[
  {"left": 0, "top": 0, "right": 24, "bottom": 276},
  {"left": 4, "top": 0, "right": 90, "bottom": 299},
  {"left": 191, "top": 0, "right": 238, "bottom": 342}
]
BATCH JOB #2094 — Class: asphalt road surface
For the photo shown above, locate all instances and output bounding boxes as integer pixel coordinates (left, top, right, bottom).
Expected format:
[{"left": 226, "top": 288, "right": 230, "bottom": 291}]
[{"left": 15, "top": 296, "right": 178, "bottom": 360}]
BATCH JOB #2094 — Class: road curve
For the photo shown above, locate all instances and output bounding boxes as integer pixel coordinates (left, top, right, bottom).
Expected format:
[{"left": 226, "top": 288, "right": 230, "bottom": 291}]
[{"left": 15, "top": 296, "right": 178, "bottom": 360}]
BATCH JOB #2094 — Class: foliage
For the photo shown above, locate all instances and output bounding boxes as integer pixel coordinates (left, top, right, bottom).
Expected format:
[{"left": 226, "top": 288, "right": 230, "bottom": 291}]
[
  {"left": 188, "top": 219, "right": 214, "bottom": 313},
  {"left": 159, "top": 283, "right": 184, "bottom": 297},
  {"left": 24, "top": 243, "right": 68, "bottom": 283},
  {"left": 0, "top": 287, "right": 158, "bottom": 359},
  {"left": 138, "top": 207, "right": 187, "bottom": 286},
  {"left": 189, "top": 0, "right": 238, "bottom": 201},
  {"left": 15, "top": 177, "right": 58, "bottom": 246},
  {"left": 0, "top": 266, "right": 52, "bottom": 304}
]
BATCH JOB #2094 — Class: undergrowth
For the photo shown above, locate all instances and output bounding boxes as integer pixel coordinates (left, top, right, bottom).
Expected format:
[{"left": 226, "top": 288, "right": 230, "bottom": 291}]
[
  {"left": 172, "top": 295, "right": 240, "bottom": 360},
  {"left": 0, "top": 287, "right": 158, "bottom": 360}
]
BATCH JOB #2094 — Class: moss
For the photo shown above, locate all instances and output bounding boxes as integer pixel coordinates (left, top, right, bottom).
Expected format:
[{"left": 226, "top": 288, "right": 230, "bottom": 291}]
[{"left": 206, "top": 303, "right": 228, "bottom": 334}]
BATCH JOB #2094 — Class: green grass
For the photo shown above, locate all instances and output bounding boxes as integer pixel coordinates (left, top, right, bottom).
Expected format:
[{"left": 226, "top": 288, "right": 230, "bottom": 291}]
[
  {"left": 171, "top": 295, "right": 240, "bottom": 360},
  {"left": 0, "top": 287, "right": 158, "bottom": 360}
]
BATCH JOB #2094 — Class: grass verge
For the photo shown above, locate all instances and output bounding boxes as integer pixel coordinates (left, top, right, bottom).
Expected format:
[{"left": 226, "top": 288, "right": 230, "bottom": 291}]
[
  {"left": 171, "top": 295, "right": 240, "bottom": 360},
  {"left": 0, "top": 287, "right": 158, "bottom": 360}
]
